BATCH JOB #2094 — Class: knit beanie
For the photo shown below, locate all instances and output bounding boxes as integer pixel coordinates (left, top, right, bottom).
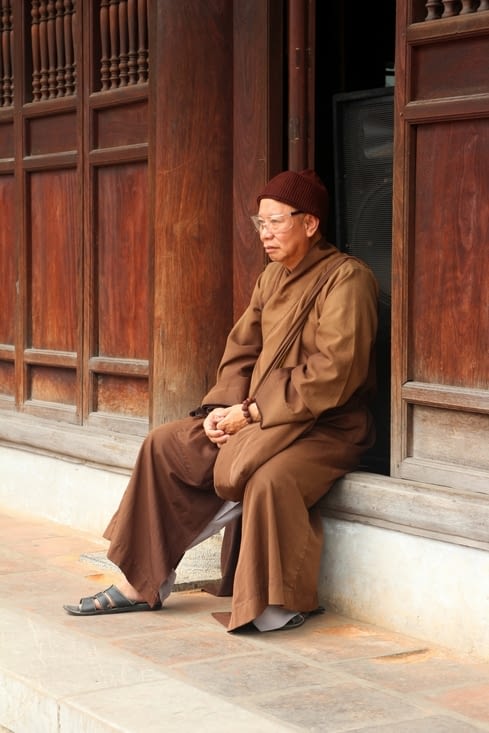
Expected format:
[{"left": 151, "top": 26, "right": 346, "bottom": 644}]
[{"left": 256, "top": 169, "right": 329, "bottom": 224}]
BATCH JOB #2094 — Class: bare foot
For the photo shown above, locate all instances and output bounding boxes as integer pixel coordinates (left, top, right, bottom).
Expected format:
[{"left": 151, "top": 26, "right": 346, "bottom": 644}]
[{"left": 116, "top": 578, "right": 144, "bottom": 603}]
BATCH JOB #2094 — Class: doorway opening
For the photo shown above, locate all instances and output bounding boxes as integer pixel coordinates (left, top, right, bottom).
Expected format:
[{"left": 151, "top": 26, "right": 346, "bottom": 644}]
[{"left": 315, "top": 2, "right": 396, "bottom": 475}]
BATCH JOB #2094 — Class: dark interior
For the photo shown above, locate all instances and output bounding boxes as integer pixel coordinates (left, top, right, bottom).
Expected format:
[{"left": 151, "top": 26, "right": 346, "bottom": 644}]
[{"left": 316, "top": 3, "right": 396, "bottom": 474}]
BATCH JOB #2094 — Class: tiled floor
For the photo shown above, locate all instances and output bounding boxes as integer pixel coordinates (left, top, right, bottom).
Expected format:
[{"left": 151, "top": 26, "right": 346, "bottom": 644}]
[{"left": 1, "top": 507, "right": 489, "bottom": 732}]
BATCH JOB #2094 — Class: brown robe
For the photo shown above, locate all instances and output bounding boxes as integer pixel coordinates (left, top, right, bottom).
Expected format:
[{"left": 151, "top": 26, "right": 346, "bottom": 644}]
[{"left": 104, "top": 241, "right": 378, "bottom": 631}]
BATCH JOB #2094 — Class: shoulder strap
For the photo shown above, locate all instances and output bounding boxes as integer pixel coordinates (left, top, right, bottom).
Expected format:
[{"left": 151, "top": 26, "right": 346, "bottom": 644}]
[{"left": 253, "top": 253, "right": 350, "bottom": 392}]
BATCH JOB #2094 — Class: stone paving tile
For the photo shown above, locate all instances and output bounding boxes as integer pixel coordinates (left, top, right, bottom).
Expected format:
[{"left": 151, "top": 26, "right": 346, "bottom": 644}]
[
  {"left": 0, "top": 608, "right": 168, "bottom": 698},
  {"left": 0, "top": 567, "right": 119, "bottom": 614},
  {"left": 60, "top": 604, "right": 182, "bottom": 640},
  {"left": 113, "top": 625, "right": 258, "bottom": 666},
  {"left": 265, "top": 621, "right": 426, "bottom": 663},
  {"left": 0, "top": 545, "right": 46, "bottom": 574},
  {"left": 249, "top": 681, "right": 432, "bottom": 732},
  {"left": 423, "top": 683, "right": 489, "bottom": 725},
  {"left": 59, "top": 680, "right": 292, "bottom": 733},
  {"left": 348, "top": 716, "right": 488, "bottom": 732},
  {"left": 336, "top": 648, "right": 489, "bottom": 694},
  {"left": 170, "top": 651, "right": 349, "bottom": 699}
]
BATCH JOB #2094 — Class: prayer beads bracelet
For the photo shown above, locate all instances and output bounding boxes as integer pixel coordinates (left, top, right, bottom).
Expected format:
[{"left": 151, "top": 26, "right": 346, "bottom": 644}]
[{"left": 242, "top": 397, "right": 256, "bottom": 423}]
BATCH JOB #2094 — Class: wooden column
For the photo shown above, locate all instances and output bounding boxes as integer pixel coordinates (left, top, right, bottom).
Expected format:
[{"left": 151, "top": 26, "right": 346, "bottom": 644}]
[{"left": 150, "top": 1, "right": 234, "bottom": 423}]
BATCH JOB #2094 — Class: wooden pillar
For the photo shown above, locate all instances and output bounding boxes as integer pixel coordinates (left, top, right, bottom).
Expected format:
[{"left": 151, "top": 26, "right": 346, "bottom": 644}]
[{"left": 150, "top": 1, "right": 234, "bottom": 423}]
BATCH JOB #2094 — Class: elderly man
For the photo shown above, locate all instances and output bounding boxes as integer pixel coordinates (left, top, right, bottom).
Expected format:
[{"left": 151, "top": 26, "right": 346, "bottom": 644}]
[{"left": 64, "top": 169, "right": 378, "bottom": 632}]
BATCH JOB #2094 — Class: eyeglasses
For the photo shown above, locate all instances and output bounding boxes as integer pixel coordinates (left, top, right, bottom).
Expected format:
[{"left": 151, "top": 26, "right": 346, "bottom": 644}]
[{"left": 250, "top": 210, "right": 304, "bottom": 233}]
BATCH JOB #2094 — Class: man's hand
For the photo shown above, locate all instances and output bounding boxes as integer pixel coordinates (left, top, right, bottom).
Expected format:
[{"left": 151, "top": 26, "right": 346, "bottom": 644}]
[
  {"left": 203, "top": 404, "right": 251, "bottom": 447},
  {"left": 203, "top": 409, "right": 228, "bottom": 447},
  {"left": 215, "top": 404, "right": 250, "bottom": 435}
]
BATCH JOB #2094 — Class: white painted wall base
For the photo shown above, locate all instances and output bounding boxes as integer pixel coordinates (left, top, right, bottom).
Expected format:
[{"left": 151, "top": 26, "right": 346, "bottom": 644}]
[
  {"left": 0, "top": 445, "right": 128, "bottom": 535},
  {"left": 2, "top": 444, "right": 489, "bottom": 658},
  {"left": 319, "top": 518, "right": 489, "bottom": 659}
]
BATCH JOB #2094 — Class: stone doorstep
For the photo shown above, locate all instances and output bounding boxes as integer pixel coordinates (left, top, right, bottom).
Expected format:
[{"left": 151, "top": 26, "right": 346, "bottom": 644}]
[{"left": 79, "top": 531, "right": 224, "bottom": 591}]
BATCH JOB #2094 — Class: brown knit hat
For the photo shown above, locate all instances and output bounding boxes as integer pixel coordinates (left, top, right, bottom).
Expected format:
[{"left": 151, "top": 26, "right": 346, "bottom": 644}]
[{"left": 257, "top": 169, "right": 329, "bottom": 223}]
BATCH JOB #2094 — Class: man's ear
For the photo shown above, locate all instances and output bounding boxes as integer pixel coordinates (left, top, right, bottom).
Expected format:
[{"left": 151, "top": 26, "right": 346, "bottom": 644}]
[{"left": 303, "top": 214, "right": 320, "bottom": 237}]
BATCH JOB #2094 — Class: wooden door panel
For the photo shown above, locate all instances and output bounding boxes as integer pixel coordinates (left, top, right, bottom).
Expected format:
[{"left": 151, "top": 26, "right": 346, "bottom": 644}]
[
  {"left": 26, "top": 112, "right": 77, "bottom": 156},
  {"left": 29, "top": 168, "right": 79, "bottom": 353},
  {"left": 94, "top": 99, "right": 148, "bottom": 149},
  {"left": 0, "top": 171, "right": 15, "bottom": 401},
  {"left": 411, "top": 120, "right": 489, "bottom": 389},
  {"left": 29, "top": 366, "right": 76, "bottom": 405},
  {"left": 410, "top": 405, "right": 489, "bottom": 470},
  {"left": 94, "top": 373, "right": 148, "bottom": 418},
  {"left": 0, "top": 121, "right": 14, "bottom": 158},
  {"left": 412, "top": 34, "right": 489, "bottom": 99},
  {"left": 95, "top": 162, "right": 149, "bottom": 360},
  {"left": 0, "top": 174, "right": 15, "bottom": 346}
]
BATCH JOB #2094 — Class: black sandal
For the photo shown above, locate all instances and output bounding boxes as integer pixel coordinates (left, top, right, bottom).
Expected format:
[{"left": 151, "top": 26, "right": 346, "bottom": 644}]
[
  {"left": 63, "top": 584, "right": 162, "bottom": 616},
  {"left": 282, "top": 612, "right": 308, "bottom": 629},
  {"left": 281, "top": 605, "right": 325, "bottom": 630}
]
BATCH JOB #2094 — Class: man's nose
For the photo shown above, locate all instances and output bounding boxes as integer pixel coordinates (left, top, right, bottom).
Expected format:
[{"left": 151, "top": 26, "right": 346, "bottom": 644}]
[{"left": 260, "top": 225, "right": 273, "bottom": 239}]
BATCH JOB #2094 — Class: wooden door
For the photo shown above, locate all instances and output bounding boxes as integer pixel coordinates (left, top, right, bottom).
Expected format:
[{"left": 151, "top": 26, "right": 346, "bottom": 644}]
[
  {"left": 0, "top": 1, "right": 150, "bottom": 436},
  {"left": 392, "top": 0, "right": 489, "bottom": 491}
]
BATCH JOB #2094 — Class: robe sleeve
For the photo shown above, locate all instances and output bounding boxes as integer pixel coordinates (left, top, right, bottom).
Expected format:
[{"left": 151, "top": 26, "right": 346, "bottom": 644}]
[
  {"left": 200, "top": 274, "right": 266, "bottom": 407},
  {"left": 255, "top": 259, "right": 379, "bottom": 427}
]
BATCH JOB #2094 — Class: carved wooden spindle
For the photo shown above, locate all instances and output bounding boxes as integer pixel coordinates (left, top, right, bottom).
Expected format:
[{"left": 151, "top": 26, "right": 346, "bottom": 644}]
[
  {"left": 0, "top": 1, "right": 5, "bottom": 107},
  {"left": 46, "top": 0, "right": 57, "bottom": 97},
  {"left": 55, "top": 0, "right": 65, "bottom": 96},
  {"left": 119, "top": 0, "right": 128, "bottom": 87},
  {"left": 9, "top": 2, "right": 13, "bottom": 102},
  {"left": 441, "top": 0, "right": 462, "bottom": 16},
  {"left": 63, "top": 0, "right": 74, "bottom": 96},
  {"left": 2, "top": 0, "right": 13, "bottom": 107},
  {"left": 478, "top": 0, "right": 489, "bottom": 9},
  {"left": 1, "top": 1, "right": 5, "bottom": 106},
  {"left": 31, "top": 0, "right": 42, "bottom": 101},
  {"left": 109, "top": 0, "right": 119, "bottom": 89},
  {"left": 127, "top": 0, "right": 137, "bottom": 84},
  {"left": 0, "top": 11, "right": 3, "bottom": 108},
  {"left": 39, "top": 0, "right": 49, "bottom": 99},
  {"left": 137, "top": 0, "right": 147, "bottom": 83},
  {"left": 425, "top": 0, "right": 443, "bottom": 19},
  {"left": 460, "top": 0, "right": 476, "bottom": 11},
  {"left": 100, "top": 0, "right": 110, "bottom": 90}
]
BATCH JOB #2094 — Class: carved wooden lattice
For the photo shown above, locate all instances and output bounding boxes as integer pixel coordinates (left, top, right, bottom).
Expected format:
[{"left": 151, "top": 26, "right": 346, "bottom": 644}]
[
  {"left": 99, "top": 0, "right": 148, "bottom": 90},
  {"left": 0, "top": 0, "right": 13, "bottom": 107},
  {"left": 425, "top": 0, "right": 489, "bottom": 19},
  {"left": 27, "top": 0, "right": 149, "bottom": 102},
  {"left": 31, "top": 0, "right": 76, "bottom": 100}
]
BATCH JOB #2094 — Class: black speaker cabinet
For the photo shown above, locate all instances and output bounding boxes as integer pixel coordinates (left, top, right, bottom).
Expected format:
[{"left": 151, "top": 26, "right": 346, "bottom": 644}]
[{"left": 333, "top": 87, "right": 393, "bottom": 474}]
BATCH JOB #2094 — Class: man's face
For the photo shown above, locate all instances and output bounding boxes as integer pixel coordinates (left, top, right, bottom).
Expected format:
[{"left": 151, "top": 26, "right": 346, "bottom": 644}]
[{"left": 256, "top": 199, "right": 315, "bottom": 270}]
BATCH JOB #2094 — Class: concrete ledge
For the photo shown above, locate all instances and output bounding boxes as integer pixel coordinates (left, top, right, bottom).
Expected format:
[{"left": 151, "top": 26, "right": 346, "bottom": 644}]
[
  {"left": 321, "top": 471, "right": 489, "bottom": 552},
  {"left": 0, "top": 408, "right": 143, "bottom": 471}
]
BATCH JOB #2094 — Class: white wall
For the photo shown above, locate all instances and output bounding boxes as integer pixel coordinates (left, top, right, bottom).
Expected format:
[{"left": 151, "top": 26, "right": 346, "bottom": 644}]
[{"left": 320, "top": 518, "right": 489, "bottom": 659}]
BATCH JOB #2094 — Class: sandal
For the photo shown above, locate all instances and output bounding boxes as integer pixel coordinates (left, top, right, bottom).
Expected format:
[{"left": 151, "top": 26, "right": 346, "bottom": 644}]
[
  {"left": 281, "top": 612, "right": 307, "bottom": 629},
  {"left": 281, "top": 605, "right": 325, "bottom": 630},
  {"left": 63, "top": 584, "right": 162, "bottom": 616}
]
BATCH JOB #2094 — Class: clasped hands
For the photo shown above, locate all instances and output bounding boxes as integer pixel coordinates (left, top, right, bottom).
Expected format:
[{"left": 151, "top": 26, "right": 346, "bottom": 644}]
[{"left": 203, "top": 404, "right": 256, "bottom": 448}]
